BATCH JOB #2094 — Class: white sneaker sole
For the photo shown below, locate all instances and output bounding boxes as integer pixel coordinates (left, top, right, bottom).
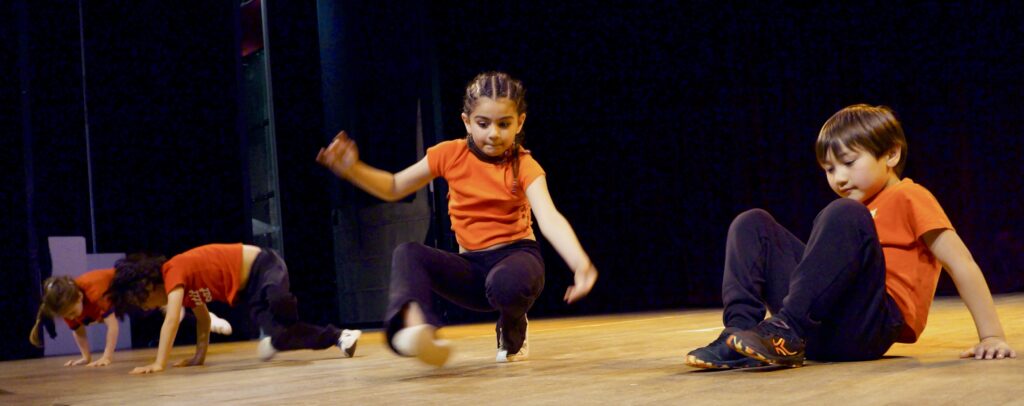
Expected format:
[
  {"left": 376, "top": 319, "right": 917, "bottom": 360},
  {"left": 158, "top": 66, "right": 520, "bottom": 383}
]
[{"left": 339, "top": 329, "right": 362, "bottom": 358}]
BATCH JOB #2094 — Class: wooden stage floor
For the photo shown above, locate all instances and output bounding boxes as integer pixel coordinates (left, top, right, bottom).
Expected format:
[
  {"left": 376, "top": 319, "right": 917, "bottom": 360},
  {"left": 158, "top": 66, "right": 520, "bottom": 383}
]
[{"left": 2, "top": 294, "right": 1022, "bottom": 405}]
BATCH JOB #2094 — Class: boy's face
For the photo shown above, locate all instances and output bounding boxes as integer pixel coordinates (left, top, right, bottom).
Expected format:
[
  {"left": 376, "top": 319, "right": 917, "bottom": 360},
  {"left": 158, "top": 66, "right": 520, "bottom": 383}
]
[
  {"left": 461, "top": 97, "right": 526, "bottom": 157},
  {"left": 821, "top": 144, "right": 900, "bottom": 202}
]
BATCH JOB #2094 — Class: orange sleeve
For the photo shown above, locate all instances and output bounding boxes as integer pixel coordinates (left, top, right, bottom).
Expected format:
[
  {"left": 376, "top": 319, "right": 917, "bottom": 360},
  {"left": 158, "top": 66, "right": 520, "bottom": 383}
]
[
  {"left": 161, "top": 264, "right": 193, "bottom": 308},
  {"left": 519, "top": 153, "right": 546, "bottom": 190},
  {"left": 904, "top": 186, "right": 954, "bottom": 239},
  {"left": 427, "top": 140, "right": 456, "bottom": 178}
]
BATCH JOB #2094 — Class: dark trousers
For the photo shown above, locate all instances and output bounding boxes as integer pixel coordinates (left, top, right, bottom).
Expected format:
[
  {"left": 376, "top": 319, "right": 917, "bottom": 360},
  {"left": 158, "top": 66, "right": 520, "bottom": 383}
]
[
  {"left": 385, "top": 240, "right": 545, "bottom": 355},
  {"left": 245, "top": 249, "right": 341, "bottom": 351},
  {"left": 722, "top": 199, "right": 905, "bottom": 361}
]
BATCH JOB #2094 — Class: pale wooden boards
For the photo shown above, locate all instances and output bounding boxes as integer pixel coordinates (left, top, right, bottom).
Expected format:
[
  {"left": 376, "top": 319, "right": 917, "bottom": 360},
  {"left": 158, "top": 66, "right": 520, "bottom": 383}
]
[{"left": 1, "top": 294, "right": 1021, "bottom": 405}]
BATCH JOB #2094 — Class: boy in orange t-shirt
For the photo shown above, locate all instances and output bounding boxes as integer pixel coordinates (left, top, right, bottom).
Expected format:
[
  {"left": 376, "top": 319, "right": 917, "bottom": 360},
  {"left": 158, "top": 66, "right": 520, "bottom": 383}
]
[{"left": 687, "top": 104, "right": 1015, "bottom": 369}]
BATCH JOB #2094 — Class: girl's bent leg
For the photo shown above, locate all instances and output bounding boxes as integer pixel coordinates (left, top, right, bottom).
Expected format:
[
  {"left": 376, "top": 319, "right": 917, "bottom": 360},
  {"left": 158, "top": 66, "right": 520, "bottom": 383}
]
[
  {"left": 384, "top": 242, "right": 479, "bottom": 353},
  {"left": 486, "top": 245, "right": 545, "bottom": 355}
]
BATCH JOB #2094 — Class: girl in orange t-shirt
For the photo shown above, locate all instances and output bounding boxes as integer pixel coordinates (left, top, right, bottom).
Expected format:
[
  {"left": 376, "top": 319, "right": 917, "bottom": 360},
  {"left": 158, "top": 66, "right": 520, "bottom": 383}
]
[
  {"left": 317, "top": 71, "right": 599, "bottom": 367},
  {"left": 29, "top": 270, "right": 120, "bottom": 367}
]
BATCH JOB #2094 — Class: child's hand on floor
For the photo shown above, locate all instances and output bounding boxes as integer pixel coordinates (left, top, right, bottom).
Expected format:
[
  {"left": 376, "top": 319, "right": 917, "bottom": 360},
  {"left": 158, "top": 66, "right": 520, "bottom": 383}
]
[{"left": 961, "top": 337, "right": 1017, "bottom": 360}]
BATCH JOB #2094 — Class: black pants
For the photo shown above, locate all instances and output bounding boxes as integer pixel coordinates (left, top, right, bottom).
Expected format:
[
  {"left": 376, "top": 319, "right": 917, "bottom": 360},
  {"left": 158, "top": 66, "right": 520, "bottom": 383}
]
[
  {"left": 245, "top": 249, "right": 341, "bottom": 351},
  {"left": 721, "top": 199, "right": 905, "bottom": 361},
  {"left": 384, "top": 241, "right": 545, "bottom": 355}
]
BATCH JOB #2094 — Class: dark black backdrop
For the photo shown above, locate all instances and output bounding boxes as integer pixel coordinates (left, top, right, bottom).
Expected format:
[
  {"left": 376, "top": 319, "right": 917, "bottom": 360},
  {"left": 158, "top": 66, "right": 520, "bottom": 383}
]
[{"left": 3, "top": 1, "right": 1022, "bottom": 360}]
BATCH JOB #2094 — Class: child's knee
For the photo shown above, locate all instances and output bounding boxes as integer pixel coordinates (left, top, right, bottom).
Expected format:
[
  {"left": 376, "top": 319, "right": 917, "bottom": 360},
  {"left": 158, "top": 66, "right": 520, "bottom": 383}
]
[
  {"left": 730, "top": 208, "right": 774, "bottom": 234},
  {"left": 392, "top": 242, "right": 431, "bottom": 264},
  {"left": 819, "top": 199, "right": 872, "bottom": 227},
  {"left": 486, "top": 268, "right": 542, "bottom": 308},
  {"left": 266, "top": 287, "right": 299, "bottom": 324}
]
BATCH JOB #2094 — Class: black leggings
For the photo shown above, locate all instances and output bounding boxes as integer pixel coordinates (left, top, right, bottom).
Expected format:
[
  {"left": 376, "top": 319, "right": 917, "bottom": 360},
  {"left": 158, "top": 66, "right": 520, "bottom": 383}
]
[
  {"left": 721, "top": 199, "right": 905, "bottom": 361},
  {"left": 384, "top": 240, "right": 545, "bottom": 355},
  {"left": 245, "top": 249, "right": 341, "bottom": 351}
]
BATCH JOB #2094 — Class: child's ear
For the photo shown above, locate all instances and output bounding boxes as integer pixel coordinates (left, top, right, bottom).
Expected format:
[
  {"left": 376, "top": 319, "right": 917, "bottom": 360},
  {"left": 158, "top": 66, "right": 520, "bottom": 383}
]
[
  {"left": 461, "top": 113, "right": 472, "bottom": 133},
  {"left": 885, "top": 147, "right": 902, "bottom": 168}
]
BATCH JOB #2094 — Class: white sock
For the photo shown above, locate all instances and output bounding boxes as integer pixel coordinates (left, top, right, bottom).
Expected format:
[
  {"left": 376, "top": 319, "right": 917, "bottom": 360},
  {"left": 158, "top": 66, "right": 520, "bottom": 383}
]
[
  {"left": 392, "top": 325, "right": 431, "bottom": 356},
  {"left": 392, "top": 324, "right": 451, "bottom": 367},
  {"left": 209, "top": 312, "right": 233, "bottom": 335}
]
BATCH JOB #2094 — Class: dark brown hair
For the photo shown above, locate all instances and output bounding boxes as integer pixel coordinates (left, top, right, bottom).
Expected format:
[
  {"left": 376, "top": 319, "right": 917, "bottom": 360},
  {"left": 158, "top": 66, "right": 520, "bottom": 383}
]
[
  {"left": 107, "top": 253, "right": 167, "bottom": 317},
  {"left": 816, "top": 104, "right": 908, "bottom": 176}
]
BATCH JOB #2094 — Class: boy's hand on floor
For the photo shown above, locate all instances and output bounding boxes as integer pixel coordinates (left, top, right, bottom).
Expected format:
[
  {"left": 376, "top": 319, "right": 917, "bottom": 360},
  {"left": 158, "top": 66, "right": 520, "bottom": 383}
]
[{"left": 961, "top": 337, "right": 1016, "bottom": 360}]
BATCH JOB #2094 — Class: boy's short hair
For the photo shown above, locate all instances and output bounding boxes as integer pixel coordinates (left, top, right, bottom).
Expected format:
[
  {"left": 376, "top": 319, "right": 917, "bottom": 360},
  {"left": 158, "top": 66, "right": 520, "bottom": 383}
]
[{"left": 816, "top": 104, "right": 908, "bottom": 176}]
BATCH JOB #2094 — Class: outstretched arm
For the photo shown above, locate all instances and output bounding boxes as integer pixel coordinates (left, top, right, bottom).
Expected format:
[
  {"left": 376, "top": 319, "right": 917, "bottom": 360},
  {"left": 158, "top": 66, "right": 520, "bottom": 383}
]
[
  {"left": 526, "top": 176, "right": 598, "bottom": 304},
  {"left": 924, "top": 228, "right": 1016, "bottom": 360},
  {"left": 131, "top": 287, "right": 185, "bottom": 374},
  {"left": 174, "top": 304, "right": 210, "bottom": 368},
  {"left": 316, "top": 130, "right": 434, "bottom": 202},
  {"left": 85, "top": 313, "right": 119, "bottom": 367},
  {"left": 66, "top": 326, "right": 91, "bottom": 367}
]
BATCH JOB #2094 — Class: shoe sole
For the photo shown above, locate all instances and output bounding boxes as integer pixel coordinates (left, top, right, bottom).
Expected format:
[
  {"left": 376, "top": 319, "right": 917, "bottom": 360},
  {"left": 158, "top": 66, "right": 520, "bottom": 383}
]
[
  {"left": 340, "top": 330, "right": 362, "bottom": 358},
  {"left": 684, "top": 354, "right": 764, "bottom": 370},
  {"left": 727, "top": 335, "right": 804, "bottom": 368},
  {"left": 344, "top": 341, "right": 358, "bottom": 358}
]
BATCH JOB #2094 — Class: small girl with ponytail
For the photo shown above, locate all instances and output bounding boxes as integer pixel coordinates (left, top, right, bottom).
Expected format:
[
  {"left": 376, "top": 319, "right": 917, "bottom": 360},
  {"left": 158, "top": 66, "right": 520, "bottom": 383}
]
[
  {"left": 30, "top": 269, "right": 120, "bottom": 367},
  {"left": 317, "top": 71, "right": 599, "bottom": 367}
]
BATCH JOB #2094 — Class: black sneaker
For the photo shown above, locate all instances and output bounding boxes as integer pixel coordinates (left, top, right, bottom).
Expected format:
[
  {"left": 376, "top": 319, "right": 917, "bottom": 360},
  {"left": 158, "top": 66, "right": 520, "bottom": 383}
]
[
  {"left": 727, "top": 317, "right": 806, "bottom": 367},
  {"left": 496, "top": 315, "right": 528, "bottom": 362},
  {"left": 686, "top": 327, "right": 768, "bottom": 369}
]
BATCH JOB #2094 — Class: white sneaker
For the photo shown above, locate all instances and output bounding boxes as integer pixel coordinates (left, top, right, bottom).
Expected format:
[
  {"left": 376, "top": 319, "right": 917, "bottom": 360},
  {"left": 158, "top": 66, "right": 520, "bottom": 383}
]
[
  {"left": 209, "top": 313, "right": 233, "bottom": 336},
  {"left": 257, "top": 337, "right": 277, "bottom": 361},
  {"left": 337, "top": 329, "right": 362, "bottom": 358},
  {"left": 496, "top": 316, "right": 529, "bottom": 363},
  {"left": 392, "top": 324, "right": 451, "bottom": 367}
]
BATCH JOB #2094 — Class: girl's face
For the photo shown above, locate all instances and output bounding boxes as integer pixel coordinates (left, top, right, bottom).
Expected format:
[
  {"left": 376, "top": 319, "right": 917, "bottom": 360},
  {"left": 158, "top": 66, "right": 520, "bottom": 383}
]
[
  {"left": 821, "top": 144, "right": 901, "bottom": 203},
  {"left": 57, "top": 293, "right": 84, "bottom": 319},
  {"left": 461, "top": 97, "right": 526, "bottom": 157}
]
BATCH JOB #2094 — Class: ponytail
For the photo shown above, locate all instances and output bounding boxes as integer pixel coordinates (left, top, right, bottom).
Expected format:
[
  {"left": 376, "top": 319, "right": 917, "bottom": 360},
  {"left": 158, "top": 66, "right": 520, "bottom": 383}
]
[
  {"left": 28, "top": 306, "right": 47, "bottom": 348},
  {"left": 30, "top": 275, "right": 81, "bottom": 347}
]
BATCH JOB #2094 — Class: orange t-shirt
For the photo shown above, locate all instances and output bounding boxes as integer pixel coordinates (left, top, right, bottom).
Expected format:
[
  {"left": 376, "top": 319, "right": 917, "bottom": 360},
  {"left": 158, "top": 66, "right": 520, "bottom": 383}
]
[
  {"left": 427, "top": 139, "right": 546, "bottom": 250},
  {"left": 162, "top": 243, "right": 245, "bottom": 308},
  {"left": 866, "top": 178, "right": 953, "bottom": 343},
  {"left": 64, "top": 268, "right": 115, "bottom": 330}
]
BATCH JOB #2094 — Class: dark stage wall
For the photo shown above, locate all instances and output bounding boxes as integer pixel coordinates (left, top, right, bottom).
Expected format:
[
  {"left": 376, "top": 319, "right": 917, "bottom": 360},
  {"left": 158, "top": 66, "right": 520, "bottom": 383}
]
[
  {"left": 426, "top": 1, "right": 1024, "bottom": 315},
  {"left": 4, "top": 1, "right": 1022, "bottom": 360}
]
